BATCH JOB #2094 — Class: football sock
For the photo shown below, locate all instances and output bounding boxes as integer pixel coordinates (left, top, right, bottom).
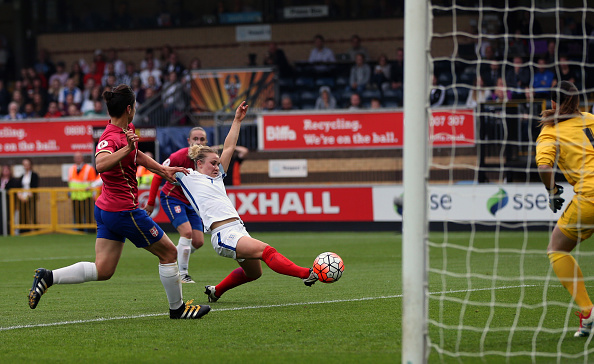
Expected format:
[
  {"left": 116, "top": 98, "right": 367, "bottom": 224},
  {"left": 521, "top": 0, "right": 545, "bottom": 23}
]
[
  {"left": 548, "top": 251, "right": 594, "bottom": 314},
  {"left": 53, "top": 262, "right": 98, "bottom": 284},
  {"left": 177, "top": 237, "right": 192, "bottom": 274},
  {"left": 215, "top": 267, "right": 257, "bottom": 297},
  {"left": 159, "top": 262, "right": 184, "bottom": 310},
  {"left": 262, "top": 246, "right": 310, "bottom": 279}
]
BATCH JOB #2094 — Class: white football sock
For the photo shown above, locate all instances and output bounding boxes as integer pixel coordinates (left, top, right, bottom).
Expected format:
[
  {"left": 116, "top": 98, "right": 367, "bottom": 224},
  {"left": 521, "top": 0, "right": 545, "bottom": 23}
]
[
  {"left": 177, "top": 237, "right": 192, "bottom": 274},
  {"left": 159, "top": 262, "right": 183, "bottom": 310},
  {"left": 53, "top": 262, "right": 98, "bottom": 284}
]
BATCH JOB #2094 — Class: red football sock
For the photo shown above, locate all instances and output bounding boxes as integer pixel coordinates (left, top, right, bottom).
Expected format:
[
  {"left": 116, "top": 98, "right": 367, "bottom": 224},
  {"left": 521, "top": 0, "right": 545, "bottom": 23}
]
[
  {"left": 262, "top": 246, "right": 310, "bottom": 279},
  {"left": 215, "top": 267, "right": 256, "bottom": 297}
]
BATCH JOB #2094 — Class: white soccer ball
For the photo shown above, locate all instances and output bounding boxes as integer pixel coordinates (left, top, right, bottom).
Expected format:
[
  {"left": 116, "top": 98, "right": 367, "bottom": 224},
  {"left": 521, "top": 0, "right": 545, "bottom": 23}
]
[{"left": 312, "top": 252, "right": 344, "bottom": 283}]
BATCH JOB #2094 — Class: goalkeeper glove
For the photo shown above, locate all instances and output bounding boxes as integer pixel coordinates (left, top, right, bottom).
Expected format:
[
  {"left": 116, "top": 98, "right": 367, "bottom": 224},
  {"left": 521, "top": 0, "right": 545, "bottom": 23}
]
[{"left": 547, "top": 184, "right": 564, "bottom": 213}]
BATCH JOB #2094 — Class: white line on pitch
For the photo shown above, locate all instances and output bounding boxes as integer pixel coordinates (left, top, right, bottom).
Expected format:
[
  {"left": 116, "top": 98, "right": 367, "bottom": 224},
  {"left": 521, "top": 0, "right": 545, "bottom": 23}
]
[
  {"left": 0, "top": 256, "right": 95, "bottom": 263},
  {"left": 0, "top": 284, "right": 537, "bottom": 332}
]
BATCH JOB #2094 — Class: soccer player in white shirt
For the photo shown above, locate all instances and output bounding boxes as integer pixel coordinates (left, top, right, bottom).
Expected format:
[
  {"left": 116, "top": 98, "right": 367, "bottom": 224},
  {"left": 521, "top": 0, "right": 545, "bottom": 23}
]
[{"left": 176, "top": 101, "right": 318, "bottom": 302}]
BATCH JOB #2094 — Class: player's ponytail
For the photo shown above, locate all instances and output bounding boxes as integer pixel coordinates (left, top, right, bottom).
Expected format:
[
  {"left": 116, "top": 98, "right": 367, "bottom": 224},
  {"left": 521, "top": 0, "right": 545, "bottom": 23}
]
[
  {"left": 102, "top": 84, "right": 136, "bottom": 118},
  {"left": 188, "top": 144, "right": 217, "bottom": 162},
  {"left": 540, "top": 80, "right": 580, "bottom": 127}
]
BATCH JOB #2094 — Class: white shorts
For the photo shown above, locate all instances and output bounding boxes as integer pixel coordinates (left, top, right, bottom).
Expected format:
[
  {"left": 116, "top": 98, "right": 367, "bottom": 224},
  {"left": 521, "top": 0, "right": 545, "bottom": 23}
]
[{"left": 210, "top": 220, "right": 250, "bottom": 261}]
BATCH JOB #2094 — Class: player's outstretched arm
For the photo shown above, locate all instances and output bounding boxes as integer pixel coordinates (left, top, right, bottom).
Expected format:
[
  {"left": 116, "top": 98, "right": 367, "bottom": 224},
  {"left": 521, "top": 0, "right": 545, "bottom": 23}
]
[
  {"left": 220, "top": 101, "right": 249, "bottom": 172},
  {"left": 137, "top": 150, "right": 188, "bottom": 184}
]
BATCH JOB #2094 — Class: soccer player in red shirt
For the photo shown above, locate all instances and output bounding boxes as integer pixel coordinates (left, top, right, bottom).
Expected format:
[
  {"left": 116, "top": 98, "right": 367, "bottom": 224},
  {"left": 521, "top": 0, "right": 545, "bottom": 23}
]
[
  {"left": 28, "top": 84, "right": 210, "bottom": 319},
  {"left": 145, "top": 127, "right": 208, "bottom": 284}
]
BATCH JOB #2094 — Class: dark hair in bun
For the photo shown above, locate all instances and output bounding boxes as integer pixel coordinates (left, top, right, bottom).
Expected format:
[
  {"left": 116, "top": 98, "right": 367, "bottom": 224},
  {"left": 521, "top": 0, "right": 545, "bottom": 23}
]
[{"left": 102, "top": 84, "right": 136, "bottom": 118}]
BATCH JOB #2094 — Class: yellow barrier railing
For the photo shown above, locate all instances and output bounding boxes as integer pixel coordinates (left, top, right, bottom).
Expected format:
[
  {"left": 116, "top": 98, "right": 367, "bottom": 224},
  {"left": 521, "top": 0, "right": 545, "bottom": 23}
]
[{"left": 8, "top": 187, "right": 101, "bottom": 236}]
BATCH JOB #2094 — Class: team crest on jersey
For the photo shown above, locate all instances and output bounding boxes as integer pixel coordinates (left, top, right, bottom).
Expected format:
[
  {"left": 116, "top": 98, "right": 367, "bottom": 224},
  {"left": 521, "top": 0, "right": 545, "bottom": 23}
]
[
  {"left": 174, "top": 205, "right": 181, "bottom": 213},
  {"left": 97, "top": 140, "right": 108, "bottom": 150},
  {"left": 150, "top": 226, "right": 159, "bottom": 237},
  {"left": 163, "top": 159, "right": 171, "bottom": 167}
]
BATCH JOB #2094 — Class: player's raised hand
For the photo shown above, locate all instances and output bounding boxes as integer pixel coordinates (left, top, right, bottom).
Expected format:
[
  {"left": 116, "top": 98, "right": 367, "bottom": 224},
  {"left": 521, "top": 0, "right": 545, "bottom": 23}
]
[
  {"left": 234, "top": 101, "right": 249, "bottom": 123},
  {"left": 125, "top": 129, "right": 138, "bottom": 151}
]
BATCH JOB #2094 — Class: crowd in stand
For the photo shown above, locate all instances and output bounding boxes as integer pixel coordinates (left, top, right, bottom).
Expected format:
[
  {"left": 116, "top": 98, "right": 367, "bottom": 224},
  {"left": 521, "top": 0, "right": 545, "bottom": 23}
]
[
  {"left": 4, "top": 13, "right": 594, "bottom": 121},
  {"left": 0, "top": 45, "right": 196, "bottom": 120}
]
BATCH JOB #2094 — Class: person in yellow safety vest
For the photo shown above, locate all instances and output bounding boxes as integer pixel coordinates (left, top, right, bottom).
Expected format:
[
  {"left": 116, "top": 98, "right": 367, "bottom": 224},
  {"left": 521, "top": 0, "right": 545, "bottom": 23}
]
[
  {"left": 137, "top": 150, "right": 156, "bottom": 189},
  {"left": 68, "top": 152, "right": 98, "bottom": 229}
]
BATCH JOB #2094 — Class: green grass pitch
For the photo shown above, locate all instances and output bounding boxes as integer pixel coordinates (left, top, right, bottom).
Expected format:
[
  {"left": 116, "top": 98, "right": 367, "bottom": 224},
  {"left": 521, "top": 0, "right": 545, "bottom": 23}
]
[{"left": 2, "top": 229, "right": 593, "bottom": 363}]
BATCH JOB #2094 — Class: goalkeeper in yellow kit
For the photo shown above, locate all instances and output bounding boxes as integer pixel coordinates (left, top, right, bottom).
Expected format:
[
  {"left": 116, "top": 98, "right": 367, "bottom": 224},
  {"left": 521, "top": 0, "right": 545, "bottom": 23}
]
[{"left": 536, "top": 80, "right": 594, "bottom": 337}]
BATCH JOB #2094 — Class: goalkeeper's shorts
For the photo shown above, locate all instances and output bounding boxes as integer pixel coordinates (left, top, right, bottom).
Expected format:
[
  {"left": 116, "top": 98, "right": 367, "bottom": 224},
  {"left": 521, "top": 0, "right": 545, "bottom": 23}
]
[{"left": 558, "top": 194, "right": 594, "bottom": 241}]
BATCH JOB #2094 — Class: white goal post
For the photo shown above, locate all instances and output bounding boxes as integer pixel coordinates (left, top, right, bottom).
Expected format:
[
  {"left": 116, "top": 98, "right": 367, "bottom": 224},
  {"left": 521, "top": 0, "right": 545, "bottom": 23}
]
[{"left": 402, "top": 1, "right": 430, "bottom": 363}]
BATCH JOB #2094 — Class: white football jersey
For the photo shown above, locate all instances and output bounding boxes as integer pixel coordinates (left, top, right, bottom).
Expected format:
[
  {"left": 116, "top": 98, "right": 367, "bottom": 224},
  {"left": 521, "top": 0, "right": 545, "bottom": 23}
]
[{"left": 177, "top": 167, "right": 240, "bottom": 232}]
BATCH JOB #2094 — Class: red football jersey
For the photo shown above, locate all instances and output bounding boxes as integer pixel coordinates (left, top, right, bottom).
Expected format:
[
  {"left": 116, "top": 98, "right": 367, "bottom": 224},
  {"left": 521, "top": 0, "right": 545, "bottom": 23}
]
[
  {"left": 161, "top": 147, "right": 194, "bottom": 204},
  {"left": 95, "top": 122, "right": 139, "bottom": 211}
]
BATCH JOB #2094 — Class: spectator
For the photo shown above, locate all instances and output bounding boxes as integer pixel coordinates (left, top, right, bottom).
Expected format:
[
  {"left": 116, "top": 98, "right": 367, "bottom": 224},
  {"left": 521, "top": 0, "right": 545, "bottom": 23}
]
[
  {"left": 112, "top": 0, "right": 133, "bottom": 30},
  {"left": 4, "top": 101, "right": 24, "bottom": 120},
  {"left": 145, "top": 75, "right": 161, "bottom": 92},
  {"left": 505, "top": 56, "right": 530, "bottom": 99},
  {"left": 84, "top": 100, "right": 107, "bottom": 118},
  {"left": 315, "top": 86, "right": 337, "bottom": 110},
  {"left": 44, "top": 101, "right": 63, "bottom": 118},
  {"left": 544, "top": 39, "right": 557, "bottom": 65},
  {"left": 0, "top": 79, "right": 9, "bottom": 114},
  {"left": 370, "top": 97, "right": 382, "bottom": 109},
  {"left": 67, "top": 103, "right": 83, "bottom": 117},
  {"left": 121, "top": 61, "right": 139, "bottom": 86},
  {"left": 160, "top": 44, "right": 174, "bottom": 65},
  {"left": 10, "top": 89, "right": 25, "bottom": 113},
  {"left": 81, "top": 77, "right": 97, "bottom": 102},
  {"left": 481, "top": 61, "right": 502, "bottom": 87},
  {"left": 348, "top": 53, "right": 371, "bottom": 93},
  {"left": 348, "top": 93, "right": 362, "bottom": 110},
  {"left": 490, "top": 77, "right": 511, "bottom": 102},
  {"left": 29, "top": 77, "right": 48, "bottom": 103},
  {"left": 92, "top": 49, "right": 106, "bottom": 75},
  {"left": 161, "top": 71, "right": 186, "bottom": 120},
  {"left": 182, "top": 58, "right": 201, "bottom": 87},
  {"left": 34, "top": 49, "right": 56, "bottom": 80},
  {"left": 104, "top": 48, "right": 126, "bottom": 76},
  {"left": 58, "top": 78, "right": 83, "bottom": 111},
  {"left": 430, "top": 75, "right": 445, "bottom": 107},
  {"left": 347, "top": 34, "right": 369, "bottom": 62},
  {"left": 81, "top": 85, "right": 103, "bottom": 114},
  {"left": 15, "top": 158, "right": 39, "bottom": 230},
  {"left": 22, "top": 102, "right": 38, "bottom": 118},
  {"left": 389, "top": 47, "right": 404, "bottom": 105},
  {"left": 508, "top": 30, "right": 529, "bottom": 58},
  {"left": 533, "top": 57, "right": 557, "bottom": 99},
  {"left": 466, "top": 76, "right": 492, "bottom": 108},
  {"left": 101, "top": 62, "right": 122, "bottom": 87},
  {"left": 0, "top": 164, "right": 17, "bottom": 234},
  {"left": 162, "top": 52, "right": 185, "bottom": 78},
  {"left": 264, "top": 97, "right": 276, "bottom": 111},
  {"left": 557, "top": 55, "right": 581, "bottom": 86},
  {"left": 371, "top": 54, "right": 391, "bottom": 91},
  {"left": 263, "top": 42, "right": 293, "bottom": 78},
  {"left": 68, "top": 151, "right": 98, "bottom": 229},
  {"left": 48, "top": 61, "right": 69, "bottom": 87},
  {"left": 130, "top": 76, "right": 145, "bottom": 104},
  {"left": 280, "top": 94, "right": 296, "bottom": 110},
  {"left": 140, "top": 59, "right": 162, "bottom": 88},
  {"left": 140, "top": 47, "right": 160, "bottom": 70},
  {"left": 83, "top": 62, "right": 102, "bottom": 86},
  {"left": 69, "top": 61, "right": 85, "bottom": 90},
  {"left": 31, "top": 93, "right": 47, "bottom": 117},
  {"left": 308, "top": 34, "right": 336, "bottom": 74}
]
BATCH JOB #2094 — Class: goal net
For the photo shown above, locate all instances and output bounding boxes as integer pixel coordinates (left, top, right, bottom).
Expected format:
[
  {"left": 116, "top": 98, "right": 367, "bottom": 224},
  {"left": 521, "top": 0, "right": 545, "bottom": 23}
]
[{"left": 409, "top": 1, "right": 594, "bottom": 362}]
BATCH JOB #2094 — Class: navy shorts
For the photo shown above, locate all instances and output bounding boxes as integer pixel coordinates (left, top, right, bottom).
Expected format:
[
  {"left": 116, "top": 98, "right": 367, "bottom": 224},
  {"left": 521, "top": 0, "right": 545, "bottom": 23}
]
[
  {"left": 95, "top": 206, "right": 164, "bottom": 248},
  {"left": 160, "top": 193, "right": 203, "bottom": 231}
]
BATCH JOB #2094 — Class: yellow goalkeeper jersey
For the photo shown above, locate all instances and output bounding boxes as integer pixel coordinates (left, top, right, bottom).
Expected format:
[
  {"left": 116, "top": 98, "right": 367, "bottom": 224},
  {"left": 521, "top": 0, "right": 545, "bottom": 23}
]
[{"left": 536, "top": 112, "right": 594, "bottom": 196}]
